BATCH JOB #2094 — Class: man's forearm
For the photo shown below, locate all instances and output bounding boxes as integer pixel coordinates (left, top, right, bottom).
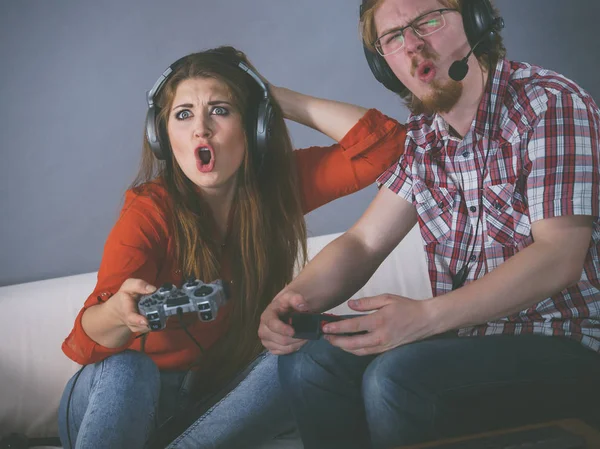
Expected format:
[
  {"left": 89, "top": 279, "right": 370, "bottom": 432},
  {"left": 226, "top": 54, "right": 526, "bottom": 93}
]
[
  {"left": 270, "top": 86, "right": 368, "bottom": 142},
  {"left": 286, "top": 232, "right": 386, "bottom": 312}
]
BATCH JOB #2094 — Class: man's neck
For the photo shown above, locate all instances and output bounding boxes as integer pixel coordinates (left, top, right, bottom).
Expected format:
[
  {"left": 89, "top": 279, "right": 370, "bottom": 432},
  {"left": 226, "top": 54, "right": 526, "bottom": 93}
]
[{"left": 440, "top": 67, "right": 489, "bottom": 139}]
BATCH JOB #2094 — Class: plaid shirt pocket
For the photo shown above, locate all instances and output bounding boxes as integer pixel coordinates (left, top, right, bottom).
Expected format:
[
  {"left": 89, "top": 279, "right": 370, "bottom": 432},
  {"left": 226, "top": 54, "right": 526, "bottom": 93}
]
[
  {"left": 413, "top": 179, "right": 455, "bottom": 245},
  {"left": 484, "top": 182, "right": 531, "bottom": 246}
]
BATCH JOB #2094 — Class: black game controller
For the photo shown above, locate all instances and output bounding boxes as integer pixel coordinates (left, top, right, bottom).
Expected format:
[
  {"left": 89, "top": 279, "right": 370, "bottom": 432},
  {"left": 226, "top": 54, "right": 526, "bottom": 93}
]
[
  {"left": 138, "top": 279, "right": 227, "bottom": 331},
  {"left": 287, "top": 313, "right": 368, "bottom": 340}
]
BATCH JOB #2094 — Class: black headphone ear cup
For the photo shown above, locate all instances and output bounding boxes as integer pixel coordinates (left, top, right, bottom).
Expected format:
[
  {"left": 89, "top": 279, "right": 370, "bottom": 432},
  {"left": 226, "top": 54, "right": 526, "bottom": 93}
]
[
  {"left": 145, "top": 106, "right": 167, "bottom": 160},
  {"left": 363, "top": 45, "right": 407, "bottom": 95},
  {"left": 462, "top": 0, "right": 496, "bottom": 56},
  {"left": 253, "top": 98, "right": 272, "bottom": 171}
]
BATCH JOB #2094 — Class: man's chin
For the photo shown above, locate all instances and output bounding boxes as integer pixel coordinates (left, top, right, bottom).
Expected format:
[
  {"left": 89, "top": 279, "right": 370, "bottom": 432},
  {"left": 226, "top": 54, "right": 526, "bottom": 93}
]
[{"left": 411, "top": 80, "right": 463, "bottom": 115}]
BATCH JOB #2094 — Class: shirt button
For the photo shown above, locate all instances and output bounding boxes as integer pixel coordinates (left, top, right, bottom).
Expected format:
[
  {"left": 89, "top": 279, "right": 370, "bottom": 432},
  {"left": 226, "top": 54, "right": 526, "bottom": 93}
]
[
  {"left": 462, "top": 151, "right": 470, "bottom": 158},
  {"left": 469, "top": 206, "right": 477, "bottom": 213},
  {"left": 470, "top": 255, "right": 477, "bottom": 262},
  {"left": 494, "top": 201, "right": 502, "bottom": 210},
  {"left": 438, "top": 201, "right": 444, "bottom": 208}
]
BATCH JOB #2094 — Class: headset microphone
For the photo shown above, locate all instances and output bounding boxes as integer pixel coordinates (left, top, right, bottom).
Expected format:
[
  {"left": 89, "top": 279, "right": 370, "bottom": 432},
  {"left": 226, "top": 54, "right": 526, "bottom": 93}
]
[
  {"left": 448, "top": 51, "right": 473, "bottom": 82},
  {"left": 448, "top": 17, "right": 504, "bottom": 82}
]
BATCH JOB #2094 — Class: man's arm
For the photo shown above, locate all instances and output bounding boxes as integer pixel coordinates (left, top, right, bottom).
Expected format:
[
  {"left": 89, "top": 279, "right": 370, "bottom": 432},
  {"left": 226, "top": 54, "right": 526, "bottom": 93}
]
[
  {"left": 324, "top": 214, "right": 593, "bottom": 355},
  {"left": 286, "top": 187, "right": 417, "bottom": 310},
  {"left": 431, "top": 214, "right": 593, "bottom": 331},
  {"left": 258, "top": 187, "right": 418, "bottom": 354}
]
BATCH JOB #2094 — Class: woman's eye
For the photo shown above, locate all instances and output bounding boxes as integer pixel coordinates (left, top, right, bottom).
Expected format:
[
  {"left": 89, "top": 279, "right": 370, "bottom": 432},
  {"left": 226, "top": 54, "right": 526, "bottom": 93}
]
[
  {"left": 175, "top": 110, "right": 192, "bottom": 120},
  {"left": 211, "top": 106, "right": 229, "bottom": 116}
]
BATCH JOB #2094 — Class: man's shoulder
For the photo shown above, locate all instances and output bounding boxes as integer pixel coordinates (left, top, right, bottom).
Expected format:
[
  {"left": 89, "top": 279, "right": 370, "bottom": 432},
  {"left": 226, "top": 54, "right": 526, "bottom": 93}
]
[
  {"left": 504, "top": 61, "right": 592, "bottom": 112},
  {"left": 497, "top": 60, "right": 595, "bottom": 136}
]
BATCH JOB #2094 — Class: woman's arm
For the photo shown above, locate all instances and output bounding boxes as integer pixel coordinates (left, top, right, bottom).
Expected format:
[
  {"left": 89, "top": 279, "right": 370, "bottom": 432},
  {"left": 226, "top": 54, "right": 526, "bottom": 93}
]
[
  {"left": 62, "top": 187, "right": 169, "bottom": 364},
  {"left": 292, "top": 108, "right": 407, "bottom": 214},
  {"left": 271, "top": 86, "right": 368, "bottom": 142}
]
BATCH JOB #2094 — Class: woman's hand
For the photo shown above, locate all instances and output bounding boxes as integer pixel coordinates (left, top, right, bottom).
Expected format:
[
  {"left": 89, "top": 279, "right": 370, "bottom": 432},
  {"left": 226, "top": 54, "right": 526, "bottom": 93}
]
[
  {"left": 82, "top": 278, "right": 157, "bottom": 347},
  {"left": 104, "top": 278, "right": 157, "bottom": 334}
]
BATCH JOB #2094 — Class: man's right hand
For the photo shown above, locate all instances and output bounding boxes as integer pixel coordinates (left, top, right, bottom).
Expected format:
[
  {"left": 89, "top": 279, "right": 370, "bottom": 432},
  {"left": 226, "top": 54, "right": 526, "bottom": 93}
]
[{"left": 259, "top": 290, "right": 309, "bottom": 355}]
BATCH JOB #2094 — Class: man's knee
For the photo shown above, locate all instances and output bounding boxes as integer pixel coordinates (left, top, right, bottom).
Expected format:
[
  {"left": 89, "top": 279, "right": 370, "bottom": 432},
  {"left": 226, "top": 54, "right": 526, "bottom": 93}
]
[
  {"left": 362, "top": 344, "right": 436, "bottom": 411},
  {"left": 277, "top": 340, "right": 330, "bottom": 389}
]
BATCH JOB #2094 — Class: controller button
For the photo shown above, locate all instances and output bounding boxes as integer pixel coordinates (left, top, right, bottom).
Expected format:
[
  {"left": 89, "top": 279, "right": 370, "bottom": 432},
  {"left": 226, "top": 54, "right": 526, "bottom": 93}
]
[
  {"left": 194, "top": 286, "right": 213, "bottom": 297},
  {"left": 200, "top": 311, "right": 213, "bottom": 321},
  {"left": 166, "top": 294, "right": 191, "bottom": 307},
  {"left": 159, "top": 283, "right": 174, "bottom": 293}
]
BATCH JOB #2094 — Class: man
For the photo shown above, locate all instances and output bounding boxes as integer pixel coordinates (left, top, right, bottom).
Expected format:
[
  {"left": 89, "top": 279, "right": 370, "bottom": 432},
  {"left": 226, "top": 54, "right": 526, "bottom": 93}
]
[{"left": 258, "top": 0, "right": 600, "bottom": 448}]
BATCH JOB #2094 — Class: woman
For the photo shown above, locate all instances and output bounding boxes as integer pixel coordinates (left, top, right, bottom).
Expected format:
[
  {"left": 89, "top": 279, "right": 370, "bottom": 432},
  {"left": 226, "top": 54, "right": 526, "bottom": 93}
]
[{"left": 58, "top": 46, "right": 406, "bottom": 449}]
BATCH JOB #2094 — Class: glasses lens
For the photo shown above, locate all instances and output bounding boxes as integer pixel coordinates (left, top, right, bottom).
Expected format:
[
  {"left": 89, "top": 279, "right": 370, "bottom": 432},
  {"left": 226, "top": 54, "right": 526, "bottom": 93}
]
[
  {"left": 376, "top": 30, "right": 404, "bottom": 56},
  {"left": 414, "top": 11, "right": 445, "bottom": 37}
]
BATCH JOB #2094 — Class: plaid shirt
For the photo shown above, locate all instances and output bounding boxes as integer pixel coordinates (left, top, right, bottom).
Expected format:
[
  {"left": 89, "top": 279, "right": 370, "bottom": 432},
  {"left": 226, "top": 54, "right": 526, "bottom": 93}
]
[{"left": 378, "top": 59, "right": 600, "bottom": 352}]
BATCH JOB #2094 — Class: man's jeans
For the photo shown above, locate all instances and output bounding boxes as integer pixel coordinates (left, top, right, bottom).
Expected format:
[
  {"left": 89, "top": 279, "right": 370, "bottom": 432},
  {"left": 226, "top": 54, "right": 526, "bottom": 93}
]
[
  {"left": 58, "top": 350, "right": 295, "bottom": 449},
  {"left": 278, "top": 334, "right": 600, "bottom": 449}
]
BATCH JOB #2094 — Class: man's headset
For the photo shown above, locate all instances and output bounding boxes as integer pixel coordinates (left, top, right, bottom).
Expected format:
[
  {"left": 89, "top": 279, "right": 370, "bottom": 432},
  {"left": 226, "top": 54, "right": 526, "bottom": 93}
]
[
  {"left": 145, "top": 49, "right": 273, "bottom": 171},
  {"left": 360, "top": 0, "right": 504, "bottom": 94}
]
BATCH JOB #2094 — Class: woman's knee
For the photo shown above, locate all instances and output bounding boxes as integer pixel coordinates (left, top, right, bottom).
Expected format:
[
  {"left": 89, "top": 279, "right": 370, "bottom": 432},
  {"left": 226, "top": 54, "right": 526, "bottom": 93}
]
[{"left": 104, "top": 349, "right": 158, "bottom": 374}]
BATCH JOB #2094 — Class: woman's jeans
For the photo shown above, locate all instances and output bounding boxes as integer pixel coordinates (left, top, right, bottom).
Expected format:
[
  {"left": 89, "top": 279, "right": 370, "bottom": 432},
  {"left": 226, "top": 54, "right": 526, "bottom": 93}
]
[
  {"left": 58, "top": 350, "right": 295, "bottom": 449},
  {"left": 278, "top": 334, "right": 600, "bottom": 449}
]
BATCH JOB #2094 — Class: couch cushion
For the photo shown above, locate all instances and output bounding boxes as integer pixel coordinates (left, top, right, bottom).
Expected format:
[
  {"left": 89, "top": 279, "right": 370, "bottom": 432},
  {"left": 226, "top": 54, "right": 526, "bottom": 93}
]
[{"left": 0, "top": 272, "right": 97, "bottom": 439}]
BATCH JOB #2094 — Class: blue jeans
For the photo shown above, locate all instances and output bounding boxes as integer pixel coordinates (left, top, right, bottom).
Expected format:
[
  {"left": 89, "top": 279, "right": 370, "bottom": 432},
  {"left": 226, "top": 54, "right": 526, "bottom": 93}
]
[
  {"left": 58, "top": 350, "right": 295, "bottom": 449},
  {"left": 278, "top": 334, "right": 600, "bottom": 449}
]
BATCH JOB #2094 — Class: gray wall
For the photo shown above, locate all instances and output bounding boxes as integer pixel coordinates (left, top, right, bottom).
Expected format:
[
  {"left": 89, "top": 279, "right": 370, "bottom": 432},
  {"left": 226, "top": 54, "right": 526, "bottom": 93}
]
[{"left": 1, "top": 0, "right": 599, "bottom": 287}]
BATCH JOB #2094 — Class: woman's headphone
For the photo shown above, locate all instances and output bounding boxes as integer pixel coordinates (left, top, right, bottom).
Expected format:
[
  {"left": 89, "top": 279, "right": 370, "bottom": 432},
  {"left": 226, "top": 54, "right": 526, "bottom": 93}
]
[
  {"left": 360, "top": 0, "right": 503, "bottom": 95},
  {"left": 144, "top": 49, "right": 273, "bottom": 171}
]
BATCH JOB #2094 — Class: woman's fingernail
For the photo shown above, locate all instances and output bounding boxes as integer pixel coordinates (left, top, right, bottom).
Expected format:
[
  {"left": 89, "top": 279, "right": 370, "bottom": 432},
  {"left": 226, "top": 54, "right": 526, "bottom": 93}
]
[{"left": 146, "top": 285, "right": 156, "bottom": 292}]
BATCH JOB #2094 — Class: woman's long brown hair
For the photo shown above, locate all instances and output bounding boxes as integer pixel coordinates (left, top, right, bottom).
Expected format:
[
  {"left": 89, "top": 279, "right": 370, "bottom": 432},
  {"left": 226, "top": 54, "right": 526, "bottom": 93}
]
[{"left": 131, "top": 47, "right": 307, "bottom": 390}]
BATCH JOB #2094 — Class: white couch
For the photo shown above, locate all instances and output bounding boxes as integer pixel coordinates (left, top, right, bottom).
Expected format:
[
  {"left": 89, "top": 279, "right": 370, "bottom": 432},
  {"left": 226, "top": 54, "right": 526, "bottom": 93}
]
[{"left": 0, "top": 226, "right": 431, "bottom": 448}]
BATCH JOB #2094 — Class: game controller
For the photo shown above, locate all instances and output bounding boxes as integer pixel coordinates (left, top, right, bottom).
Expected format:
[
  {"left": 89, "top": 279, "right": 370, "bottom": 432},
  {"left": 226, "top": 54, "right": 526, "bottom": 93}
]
[
  {"left": 287, "top": 312, "right": 368, "bottom": 340},
  {"left": 138, "top": 279, "right": 227, "bottom": 331}
]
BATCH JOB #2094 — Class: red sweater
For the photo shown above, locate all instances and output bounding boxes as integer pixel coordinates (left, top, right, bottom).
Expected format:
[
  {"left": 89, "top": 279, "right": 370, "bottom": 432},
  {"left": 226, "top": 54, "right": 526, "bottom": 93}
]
[{"left": 62, "top": 109, "right": 406, "bottom": 370}]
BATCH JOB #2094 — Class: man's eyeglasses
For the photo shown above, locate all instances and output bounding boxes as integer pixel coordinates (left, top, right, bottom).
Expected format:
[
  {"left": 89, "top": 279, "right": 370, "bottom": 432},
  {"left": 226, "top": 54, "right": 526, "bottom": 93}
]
[{"left": 373, "top": 8, "right": 457, "bottom": 57}]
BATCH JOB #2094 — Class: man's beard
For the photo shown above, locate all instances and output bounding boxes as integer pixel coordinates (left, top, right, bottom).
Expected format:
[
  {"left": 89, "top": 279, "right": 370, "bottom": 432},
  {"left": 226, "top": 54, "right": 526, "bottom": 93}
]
[
  {"left": 410, "top": 79, "right": 463, "bottom": 115},
  {"left": 407, "top": 46, "right": 463, "bottom": 116}
]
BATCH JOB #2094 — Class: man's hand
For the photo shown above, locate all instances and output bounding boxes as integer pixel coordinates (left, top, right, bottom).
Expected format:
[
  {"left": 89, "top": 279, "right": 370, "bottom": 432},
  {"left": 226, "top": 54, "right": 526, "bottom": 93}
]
[
  {"left": 259, "top": 290, "right": 310, "bottom": 355},
  {"left": 322, "top": 294, "right": 439, "bottom": 356}
]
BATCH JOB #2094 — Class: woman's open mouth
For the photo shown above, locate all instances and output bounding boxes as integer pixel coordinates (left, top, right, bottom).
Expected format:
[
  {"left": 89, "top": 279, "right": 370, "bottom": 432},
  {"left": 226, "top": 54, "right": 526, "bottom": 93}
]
[{"left": 196, "top": 145, "right": 216, "bottom": 173}]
